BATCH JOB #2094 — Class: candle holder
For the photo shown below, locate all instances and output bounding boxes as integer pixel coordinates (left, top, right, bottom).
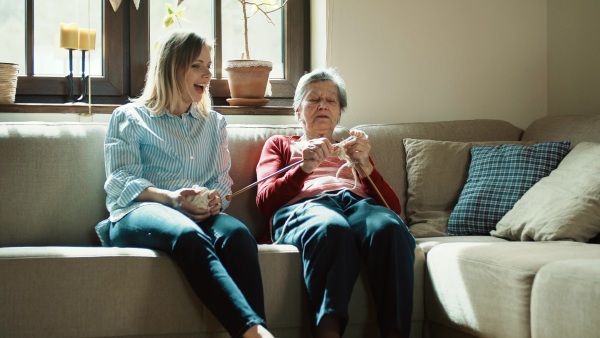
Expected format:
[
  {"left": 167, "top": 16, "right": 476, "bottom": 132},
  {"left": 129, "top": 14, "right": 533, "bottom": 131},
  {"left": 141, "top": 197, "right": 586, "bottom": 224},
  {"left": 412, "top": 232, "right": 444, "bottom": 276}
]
[{"left": 65, "top": 48, "right": 89, "bottom": 102}]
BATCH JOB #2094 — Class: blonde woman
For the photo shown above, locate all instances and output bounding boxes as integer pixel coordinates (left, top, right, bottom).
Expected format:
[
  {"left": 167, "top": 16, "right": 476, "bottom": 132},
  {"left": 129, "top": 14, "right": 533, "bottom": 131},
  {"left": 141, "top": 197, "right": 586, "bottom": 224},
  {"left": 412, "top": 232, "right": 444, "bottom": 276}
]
[{"left": 96, "top": 30, "right": 273, "bottom": 338}]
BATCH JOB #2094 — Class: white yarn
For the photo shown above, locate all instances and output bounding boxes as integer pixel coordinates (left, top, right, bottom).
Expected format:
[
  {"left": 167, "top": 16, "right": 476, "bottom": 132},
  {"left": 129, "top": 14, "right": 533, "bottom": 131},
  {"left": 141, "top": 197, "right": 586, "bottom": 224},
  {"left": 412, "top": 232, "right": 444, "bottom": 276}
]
[{"left": 186, "top": 185, "right": 211, "bottom": 209}]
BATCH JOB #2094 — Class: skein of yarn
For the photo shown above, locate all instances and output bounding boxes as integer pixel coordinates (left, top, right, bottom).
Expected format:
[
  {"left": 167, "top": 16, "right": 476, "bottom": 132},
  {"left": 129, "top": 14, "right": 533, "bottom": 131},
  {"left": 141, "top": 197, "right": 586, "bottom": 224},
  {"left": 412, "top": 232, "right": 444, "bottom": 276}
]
[{"left": 186, "top": 185, "right": 211, "bottom": 209}]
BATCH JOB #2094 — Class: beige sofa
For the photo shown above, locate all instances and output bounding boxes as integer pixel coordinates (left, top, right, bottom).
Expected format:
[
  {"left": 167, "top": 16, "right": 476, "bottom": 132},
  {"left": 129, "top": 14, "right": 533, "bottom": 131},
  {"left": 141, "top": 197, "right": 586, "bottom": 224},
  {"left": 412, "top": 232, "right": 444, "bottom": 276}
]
[{"left": 1, "top": 115, "right": 599, "bottom": 338}]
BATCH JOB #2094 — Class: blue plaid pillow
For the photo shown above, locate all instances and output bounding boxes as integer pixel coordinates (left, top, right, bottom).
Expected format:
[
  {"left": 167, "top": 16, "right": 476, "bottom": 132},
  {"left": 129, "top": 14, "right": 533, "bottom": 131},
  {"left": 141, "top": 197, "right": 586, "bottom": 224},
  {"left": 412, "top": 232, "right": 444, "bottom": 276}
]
[{"left": 447, "top": 141, "right": 570, "bottom": 236}]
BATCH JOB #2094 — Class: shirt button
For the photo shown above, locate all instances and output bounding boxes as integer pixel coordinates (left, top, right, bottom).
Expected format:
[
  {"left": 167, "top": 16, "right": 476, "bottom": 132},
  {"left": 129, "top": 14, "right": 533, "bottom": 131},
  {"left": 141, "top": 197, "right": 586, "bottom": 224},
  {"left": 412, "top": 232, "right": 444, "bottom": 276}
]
[{"left": 190, "top": 155, "right": 194, "bottom": 160}]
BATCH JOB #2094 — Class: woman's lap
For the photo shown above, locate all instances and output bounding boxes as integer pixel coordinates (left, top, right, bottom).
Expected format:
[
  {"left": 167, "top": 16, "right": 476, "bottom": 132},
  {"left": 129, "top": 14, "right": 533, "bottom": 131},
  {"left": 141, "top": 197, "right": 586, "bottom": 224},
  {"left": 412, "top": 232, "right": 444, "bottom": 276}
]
[
  {"left": 110, "top": 203, "right": 249, "bottom": 253},
  {"left": 273, "top": 190, "right": 409, "bottom": 245},
  {"left": 272, "top": 190, "right": 415, "bottom": 335},
  {"left": 109, "top": 203, "right": 265, "bottom": 337}
]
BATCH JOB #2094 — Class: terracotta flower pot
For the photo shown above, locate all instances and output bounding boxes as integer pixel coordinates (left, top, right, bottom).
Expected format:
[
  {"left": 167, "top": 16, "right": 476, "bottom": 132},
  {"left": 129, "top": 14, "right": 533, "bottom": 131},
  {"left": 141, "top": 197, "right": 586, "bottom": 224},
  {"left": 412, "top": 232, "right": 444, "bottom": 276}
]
[{"left": 225, "top": 60, "right": 272, "bottom": 106}]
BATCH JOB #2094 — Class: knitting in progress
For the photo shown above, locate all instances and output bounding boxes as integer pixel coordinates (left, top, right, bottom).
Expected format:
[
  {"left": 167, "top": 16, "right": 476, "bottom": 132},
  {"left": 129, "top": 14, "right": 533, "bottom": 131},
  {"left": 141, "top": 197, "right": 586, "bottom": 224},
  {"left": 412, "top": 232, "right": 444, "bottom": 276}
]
[
  {"left": 226, "top": 133, "right": 366, "bottom": 202},
  {"left": 272, "top": 130, "right": 391, "bottom": 244}
]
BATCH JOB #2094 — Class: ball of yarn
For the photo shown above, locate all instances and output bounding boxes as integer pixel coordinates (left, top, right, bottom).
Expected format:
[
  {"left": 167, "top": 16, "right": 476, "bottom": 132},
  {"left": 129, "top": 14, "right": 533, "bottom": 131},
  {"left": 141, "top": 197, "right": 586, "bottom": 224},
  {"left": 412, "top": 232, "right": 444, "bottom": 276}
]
[{"left": 186, "top": 185, "right": 211, "bottom": 209}]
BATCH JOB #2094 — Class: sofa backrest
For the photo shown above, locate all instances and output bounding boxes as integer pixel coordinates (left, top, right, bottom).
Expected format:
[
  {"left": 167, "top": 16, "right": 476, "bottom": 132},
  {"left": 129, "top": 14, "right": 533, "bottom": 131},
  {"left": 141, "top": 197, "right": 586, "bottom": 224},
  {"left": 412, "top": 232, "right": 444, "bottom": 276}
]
[
  {"left": 0, "top": 122, "right": 349, "bottom": 246},
  {"left": 353, "top": 119, "right": 523, "bottom": 220},
  {"left": 6, "top": 115, "right": 595, "bottom": 246},
  {"left": 0, "top": 122, "right": 108, "bottom": 247},
  {"left": 522, "top": 115, "right": 600, "bottom": 146}
]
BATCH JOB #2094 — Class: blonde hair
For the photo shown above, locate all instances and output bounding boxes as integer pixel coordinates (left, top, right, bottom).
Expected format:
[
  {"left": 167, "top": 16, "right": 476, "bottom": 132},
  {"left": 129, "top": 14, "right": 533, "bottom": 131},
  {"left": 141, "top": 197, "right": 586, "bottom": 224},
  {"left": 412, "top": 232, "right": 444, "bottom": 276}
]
[{"left": 135, "top": 30, "right": 213, "bottom": 117}]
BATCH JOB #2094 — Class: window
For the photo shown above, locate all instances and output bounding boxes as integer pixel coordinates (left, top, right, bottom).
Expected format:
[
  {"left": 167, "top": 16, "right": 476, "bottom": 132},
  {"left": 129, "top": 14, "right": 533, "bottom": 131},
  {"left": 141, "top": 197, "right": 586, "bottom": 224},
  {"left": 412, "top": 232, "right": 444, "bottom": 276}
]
[{"left": 3, "top": 0, "right": 308, "bottom": 107}]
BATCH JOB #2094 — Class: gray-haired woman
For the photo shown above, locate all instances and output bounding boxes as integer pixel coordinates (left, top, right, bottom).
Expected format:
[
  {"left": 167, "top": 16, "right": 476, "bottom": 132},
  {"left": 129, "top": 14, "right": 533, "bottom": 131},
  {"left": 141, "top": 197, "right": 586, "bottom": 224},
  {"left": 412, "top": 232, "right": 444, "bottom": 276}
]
[{"left": 256, "top": 68, "right": 415, "bottom": 338}]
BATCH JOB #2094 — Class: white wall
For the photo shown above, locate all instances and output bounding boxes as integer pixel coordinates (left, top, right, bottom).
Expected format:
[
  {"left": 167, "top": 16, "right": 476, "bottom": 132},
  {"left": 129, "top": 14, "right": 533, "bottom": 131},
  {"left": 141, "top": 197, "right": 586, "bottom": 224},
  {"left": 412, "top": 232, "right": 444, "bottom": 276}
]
[
  {"left": 547, "top": 0, "right": 600, "bottom": 117},
  {"left": 316, "top": 0, "right": 548, "bottom": 130}
]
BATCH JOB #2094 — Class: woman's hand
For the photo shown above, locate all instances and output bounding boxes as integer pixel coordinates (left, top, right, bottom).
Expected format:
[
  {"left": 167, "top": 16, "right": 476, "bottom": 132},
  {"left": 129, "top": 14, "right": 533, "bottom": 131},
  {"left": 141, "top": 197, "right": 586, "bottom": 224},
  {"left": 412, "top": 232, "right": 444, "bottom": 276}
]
[
  {"left": 300, "top": 137, "right": 335, "bottom": 173},
  {"left": 168, "top": 188, "right": 222, "bottom": 222},
  {"left": 136, "top": 186, "right": 223, "bottom": 222},
  {"left": 343, "top": 130, "right": 373, "bottom": 176}
]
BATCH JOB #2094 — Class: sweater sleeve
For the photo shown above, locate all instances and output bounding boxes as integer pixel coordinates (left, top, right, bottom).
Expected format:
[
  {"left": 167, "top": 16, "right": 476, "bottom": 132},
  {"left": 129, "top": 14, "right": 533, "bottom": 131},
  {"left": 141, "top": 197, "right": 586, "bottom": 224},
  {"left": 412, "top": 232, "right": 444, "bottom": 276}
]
[
  {"left": 256, "top": 135, "right": 310, "bottom": 220},
  {"left": 358, "top": 159, "right": 402, "bottom": 215}
]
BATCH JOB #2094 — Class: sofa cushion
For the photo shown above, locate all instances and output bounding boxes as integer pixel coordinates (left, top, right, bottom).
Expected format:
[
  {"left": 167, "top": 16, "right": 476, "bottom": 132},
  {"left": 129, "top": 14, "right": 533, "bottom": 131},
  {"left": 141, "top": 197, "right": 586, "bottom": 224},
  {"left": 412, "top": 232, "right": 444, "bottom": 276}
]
[
  {"left": 448, "top": 141, "right": 570, "bottom": 236},
  {"left": 530, "top": 258, "right": 600, "bottom": 338},
  {"left": 403, "top": 139, "right": 533, "bottom": 237},
  {"left": 416, "top": 236, "right": 507, "bottom": 254},
  {"left": 425, "top": 241, "right": 600, "bottom": 338},
  {"left": 0, "top": 244, "right": 426, "bottom": 338},
  {"left": 0, "top": 245, "right": 307, "bottom": 337},
  {"left": 492, "top": 142, "right": 600, "bottom": 242}
]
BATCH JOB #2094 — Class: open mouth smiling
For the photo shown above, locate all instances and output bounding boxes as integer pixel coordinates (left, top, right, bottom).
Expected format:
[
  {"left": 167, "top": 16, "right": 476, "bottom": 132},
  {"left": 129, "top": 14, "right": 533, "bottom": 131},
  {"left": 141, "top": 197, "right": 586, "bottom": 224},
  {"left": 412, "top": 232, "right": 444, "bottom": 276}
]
[{"left": 194, "top": 83, "right": 209, "bottom": 93}]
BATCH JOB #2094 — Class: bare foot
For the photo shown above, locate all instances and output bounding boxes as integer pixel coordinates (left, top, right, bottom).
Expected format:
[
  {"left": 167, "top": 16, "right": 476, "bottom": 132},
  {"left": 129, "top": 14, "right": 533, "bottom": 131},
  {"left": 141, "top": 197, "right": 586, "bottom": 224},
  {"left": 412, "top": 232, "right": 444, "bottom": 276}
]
[{"left": 242, "top": 324, "right": 275, "bottom": 338}]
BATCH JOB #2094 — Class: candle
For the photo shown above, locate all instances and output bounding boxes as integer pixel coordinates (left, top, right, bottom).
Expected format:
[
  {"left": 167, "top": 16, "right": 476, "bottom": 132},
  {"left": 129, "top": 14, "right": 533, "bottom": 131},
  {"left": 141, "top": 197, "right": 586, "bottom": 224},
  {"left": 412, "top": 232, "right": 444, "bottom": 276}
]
[
  {"left": 78, "top": 28, "right": 97, "bottom": 51},
  {"left": 59, "top": 23, "right": 79, "bottom": 49}
]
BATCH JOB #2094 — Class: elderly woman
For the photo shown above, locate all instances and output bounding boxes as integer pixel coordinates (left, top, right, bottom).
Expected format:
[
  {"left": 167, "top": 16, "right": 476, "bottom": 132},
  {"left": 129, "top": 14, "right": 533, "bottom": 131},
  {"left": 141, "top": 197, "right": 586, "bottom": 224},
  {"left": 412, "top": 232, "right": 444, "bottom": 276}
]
[{"left": 256, "top": 68, "right": 416, "bottom": 338}]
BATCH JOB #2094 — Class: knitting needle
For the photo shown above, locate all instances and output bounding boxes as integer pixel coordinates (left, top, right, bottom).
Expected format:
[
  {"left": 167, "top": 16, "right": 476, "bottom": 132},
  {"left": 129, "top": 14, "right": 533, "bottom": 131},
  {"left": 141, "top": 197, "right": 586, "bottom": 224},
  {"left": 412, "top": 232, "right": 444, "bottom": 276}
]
[
  {"left": 224, "top": 136, "right": 390, "bottom": 207},
  {"left": 225, "top": 160, "right": 304, "bottom": 201},
  {"left": 224, "top": 139, "right": 350, "bottom": 201},
  {"left": 353, "top": 163, "right": 390, "bottom": 209}
]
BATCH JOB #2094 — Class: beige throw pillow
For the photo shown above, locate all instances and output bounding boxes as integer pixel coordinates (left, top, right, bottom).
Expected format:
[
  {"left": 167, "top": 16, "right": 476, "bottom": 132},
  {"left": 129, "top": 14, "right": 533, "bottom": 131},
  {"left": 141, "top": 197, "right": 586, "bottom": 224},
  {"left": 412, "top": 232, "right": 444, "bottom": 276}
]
[
  {"left": 492, "top": 142, "right": 600, "bottom": 242},
  {"left": 403, "top": 138, "right": 530, "bottom": 237}
]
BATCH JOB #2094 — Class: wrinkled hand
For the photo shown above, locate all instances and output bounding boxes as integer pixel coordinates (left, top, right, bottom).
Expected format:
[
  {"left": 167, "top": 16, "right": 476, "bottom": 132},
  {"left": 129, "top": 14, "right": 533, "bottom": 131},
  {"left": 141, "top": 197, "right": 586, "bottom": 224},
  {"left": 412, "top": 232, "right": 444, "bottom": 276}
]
[
  {"left": 342, "top": 130, "right": 373, "bottom": 176},
  {"left": 300, "top": 137, "right": 335, "bottom": 174},
  {"left": 169, "top": 187, "right": 222, "bottom": 222}
]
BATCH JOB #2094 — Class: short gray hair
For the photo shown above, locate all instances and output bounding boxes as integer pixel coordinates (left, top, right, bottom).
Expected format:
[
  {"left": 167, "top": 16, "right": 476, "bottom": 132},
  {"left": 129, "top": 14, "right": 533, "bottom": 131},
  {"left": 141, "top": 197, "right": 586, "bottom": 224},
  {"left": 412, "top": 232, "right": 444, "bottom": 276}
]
[{"left": 293, "top": 68, "right": 348, "bottom": 112}]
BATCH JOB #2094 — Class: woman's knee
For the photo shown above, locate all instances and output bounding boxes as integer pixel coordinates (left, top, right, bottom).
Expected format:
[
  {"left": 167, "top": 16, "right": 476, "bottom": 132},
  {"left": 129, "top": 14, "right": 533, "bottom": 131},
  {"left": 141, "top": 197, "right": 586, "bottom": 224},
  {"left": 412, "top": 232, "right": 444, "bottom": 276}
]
[
  {"left": 211, "top": 215, "right": 257, "bottom": 251},
  {"left": 368, "top": 214, "right": 413, "bottom": 245},
  {"left": 224, "top": 224, "right": 256, "bottom": 251},
  {"left": 173, "top": 227, "right": 212, "bottom": 253},
  {"left": 309, "top": 221, "right": 353, "bottom": 242}
]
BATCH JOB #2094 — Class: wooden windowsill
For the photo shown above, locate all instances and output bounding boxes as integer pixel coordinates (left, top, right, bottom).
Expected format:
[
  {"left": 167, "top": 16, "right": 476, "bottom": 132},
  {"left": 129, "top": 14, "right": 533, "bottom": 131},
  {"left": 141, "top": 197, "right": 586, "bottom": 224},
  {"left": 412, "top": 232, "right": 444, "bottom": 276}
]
[{"left": 0, "top": 103, "right": 294, "bottom": 116}]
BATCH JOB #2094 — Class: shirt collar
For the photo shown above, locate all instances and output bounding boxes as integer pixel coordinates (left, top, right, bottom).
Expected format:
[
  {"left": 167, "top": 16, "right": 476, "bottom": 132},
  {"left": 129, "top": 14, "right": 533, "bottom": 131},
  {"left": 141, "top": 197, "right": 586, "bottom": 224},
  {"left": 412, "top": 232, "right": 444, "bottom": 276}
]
[{"left": 150, "top": 105, "right": 202, "bottom": 120}]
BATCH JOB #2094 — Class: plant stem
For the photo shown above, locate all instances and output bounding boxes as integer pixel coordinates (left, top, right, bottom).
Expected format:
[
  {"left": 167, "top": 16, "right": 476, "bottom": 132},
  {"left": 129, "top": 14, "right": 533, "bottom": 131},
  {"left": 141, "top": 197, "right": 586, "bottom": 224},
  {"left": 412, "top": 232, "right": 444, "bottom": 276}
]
[
  {"left": 240, "top": 0, "right": 251, "bottom": 59},
  {"left": 238, "top": 0, "right": 288, "bottom": 60}
]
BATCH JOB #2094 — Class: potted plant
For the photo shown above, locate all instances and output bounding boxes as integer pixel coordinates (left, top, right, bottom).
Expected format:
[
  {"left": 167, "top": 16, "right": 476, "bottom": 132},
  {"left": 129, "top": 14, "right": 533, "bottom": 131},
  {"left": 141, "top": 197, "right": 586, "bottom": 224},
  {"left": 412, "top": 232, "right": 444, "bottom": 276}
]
[{"left": 225, "top": 0, "right": 287, "bottom": 106}]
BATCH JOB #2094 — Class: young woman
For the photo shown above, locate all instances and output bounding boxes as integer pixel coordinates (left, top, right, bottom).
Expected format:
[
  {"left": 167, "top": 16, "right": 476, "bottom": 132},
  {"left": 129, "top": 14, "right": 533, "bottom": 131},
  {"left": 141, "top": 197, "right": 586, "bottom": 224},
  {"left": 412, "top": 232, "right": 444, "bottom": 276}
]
[{"left": 97, "top": 30, "right": 273, "bottom": 338}]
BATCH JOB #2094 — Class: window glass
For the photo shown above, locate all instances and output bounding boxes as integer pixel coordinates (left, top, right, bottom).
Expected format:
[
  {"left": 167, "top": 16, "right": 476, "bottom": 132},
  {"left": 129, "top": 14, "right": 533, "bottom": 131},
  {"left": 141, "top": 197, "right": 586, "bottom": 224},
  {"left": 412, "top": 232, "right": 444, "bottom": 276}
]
[
  {"left": 149, "top": 1, "right": 214, "bottom": 50},
  {"left": 149, "top": 0, "right": 284, "bottom": 79},
  {"left": 221, "top": 0, "right": 284, "bottom": 78},
  {"left": 6, "top": 0, "right": 302, "bottom": 105},
  {"left": 33, "top": 0, "right": 103, "bottom": 77},
  {"left": 0, "top": 1, "right": 26, "bottom": 72}
]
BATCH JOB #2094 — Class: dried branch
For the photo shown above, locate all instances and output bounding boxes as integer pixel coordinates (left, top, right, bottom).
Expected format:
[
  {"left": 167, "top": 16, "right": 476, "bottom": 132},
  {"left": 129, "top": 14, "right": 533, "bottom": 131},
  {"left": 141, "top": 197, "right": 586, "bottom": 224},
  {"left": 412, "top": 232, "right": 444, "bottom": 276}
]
[{"left": 237, "top": 0, "right": 288, "bottom": 59}]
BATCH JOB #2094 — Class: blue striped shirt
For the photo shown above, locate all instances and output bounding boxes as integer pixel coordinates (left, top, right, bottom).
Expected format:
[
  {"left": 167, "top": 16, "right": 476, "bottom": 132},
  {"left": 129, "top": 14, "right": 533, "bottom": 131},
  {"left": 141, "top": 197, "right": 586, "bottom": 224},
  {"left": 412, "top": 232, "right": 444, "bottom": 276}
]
[{"left": 103, "top": 102, "right": 233, "bottom": 222}]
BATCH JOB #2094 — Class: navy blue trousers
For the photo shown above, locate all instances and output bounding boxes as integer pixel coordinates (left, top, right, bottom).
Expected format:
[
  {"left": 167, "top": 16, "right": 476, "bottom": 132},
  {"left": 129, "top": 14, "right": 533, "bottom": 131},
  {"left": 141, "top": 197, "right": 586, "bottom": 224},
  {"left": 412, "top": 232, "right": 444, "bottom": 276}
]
[
  {"left": 109, "top": 203, "right": 266, "bottom": 338},
  {"left": 272, "top": 190, "right": 416, "bottom": 337}
]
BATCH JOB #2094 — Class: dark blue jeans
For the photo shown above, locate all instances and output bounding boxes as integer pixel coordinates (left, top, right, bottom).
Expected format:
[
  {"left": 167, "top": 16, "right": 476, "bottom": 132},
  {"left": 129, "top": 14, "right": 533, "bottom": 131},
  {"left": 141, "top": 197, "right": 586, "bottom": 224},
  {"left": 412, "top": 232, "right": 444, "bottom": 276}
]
[
  {"left": 272, "top": 190, "right": 416, "bottom": 337},
  {"left": 109, "top": 203, "right": 266, "bottom": 338}
]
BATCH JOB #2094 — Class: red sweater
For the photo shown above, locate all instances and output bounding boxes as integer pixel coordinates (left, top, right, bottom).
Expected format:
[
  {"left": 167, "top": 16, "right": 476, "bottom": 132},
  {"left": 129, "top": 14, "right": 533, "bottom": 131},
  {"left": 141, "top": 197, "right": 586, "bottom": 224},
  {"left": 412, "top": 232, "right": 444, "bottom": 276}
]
[{"left": 256, "top": 135, "right": 401, "bottom": 242}]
